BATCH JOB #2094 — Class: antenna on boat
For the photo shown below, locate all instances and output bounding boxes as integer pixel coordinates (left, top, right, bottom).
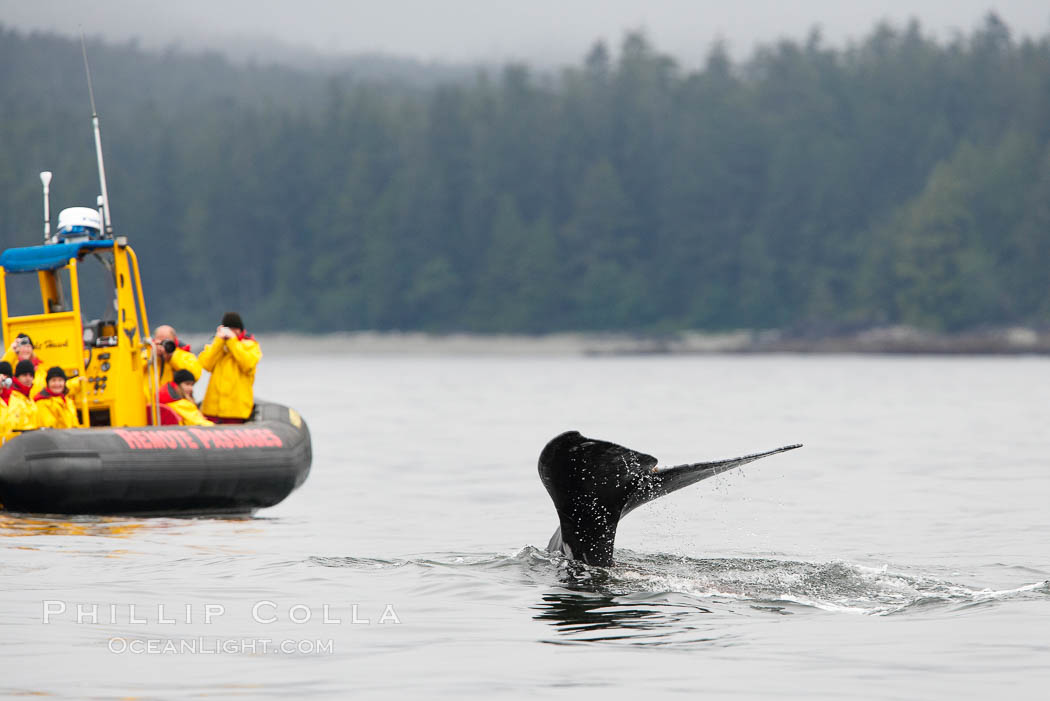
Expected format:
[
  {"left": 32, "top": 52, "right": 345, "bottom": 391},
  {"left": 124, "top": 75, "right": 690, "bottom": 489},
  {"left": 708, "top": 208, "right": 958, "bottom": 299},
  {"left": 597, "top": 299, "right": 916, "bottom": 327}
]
[
  {"left": 80, "top": 30, "right": 113, "bottom": 238},
  {"left": 40, "top": 171, "right": 53, "bottom": 243}
]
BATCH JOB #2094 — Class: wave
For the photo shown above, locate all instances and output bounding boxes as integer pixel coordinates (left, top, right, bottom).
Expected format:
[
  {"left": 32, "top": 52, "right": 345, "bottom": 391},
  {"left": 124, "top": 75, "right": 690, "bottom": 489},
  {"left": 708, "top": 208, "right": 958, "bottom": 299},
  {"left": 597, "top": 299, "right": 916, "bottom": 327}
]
[
  {"left": 310, "top": 547, "right": 1049, "bottom": 617},
  {"left": 307, "top": 549, "right": 1049, "bottom": 646},
  {"left": 605, "top": 551, "right": 1050, "bottom": 616}
]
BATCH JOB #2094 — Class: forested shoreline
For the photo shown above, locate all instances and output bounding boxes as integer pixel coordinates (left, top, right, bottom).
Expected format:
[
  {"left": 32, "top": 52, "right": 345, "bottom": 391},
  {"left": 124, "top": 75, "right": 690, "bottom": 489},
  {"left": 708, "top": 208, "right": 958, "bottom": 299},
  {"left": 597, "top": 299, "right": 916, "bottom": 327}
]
[{"left": 2, "top": 16, "right": 1049, "bottom": 334}]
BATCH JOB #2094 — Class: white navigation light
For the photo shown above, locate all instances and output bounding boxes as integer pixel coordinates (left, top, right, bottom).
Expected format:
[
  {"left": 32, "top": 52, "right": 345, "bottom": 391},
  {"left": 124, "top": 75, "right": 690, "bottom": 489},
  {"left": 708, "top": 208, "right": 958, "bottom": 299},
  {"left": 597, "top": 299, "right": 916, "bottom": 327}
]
[
  {"left": 56, "top": 206, "right": 103, "bottom": 241},
  {"left": 40, "top": 171, "right": 53, "bottom": 241}
]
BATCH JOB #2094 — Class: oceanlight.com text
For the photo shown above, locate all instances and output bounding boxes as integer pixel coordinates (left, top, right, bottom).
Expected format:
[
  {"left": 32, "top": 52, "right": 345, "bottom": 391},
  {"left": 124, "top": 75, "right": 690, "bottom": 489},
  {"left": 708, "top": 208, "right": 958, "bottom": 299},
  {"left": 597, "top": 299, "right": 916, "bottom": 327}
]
[{"left": 108, "top": 637, "right": 335, "bottom": 655}]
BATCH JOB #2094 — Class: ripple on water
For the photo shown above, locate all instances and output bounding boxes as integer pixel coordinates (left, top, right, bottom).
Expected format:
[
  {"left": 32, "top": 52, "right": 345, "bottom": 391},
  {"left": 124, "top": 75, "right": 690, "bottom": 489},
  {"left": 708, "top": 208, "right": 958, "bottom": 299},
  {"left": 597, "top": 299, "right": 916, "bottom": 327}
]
[
  {"left": 302, "top": 547, "right": 1050, "bottom": 647},
  {"left": 308, "top": 546, "right": 1048, "bottom": 614},
  {"left": 604, "top": 552, "right": 1050, "bottom": 616}
]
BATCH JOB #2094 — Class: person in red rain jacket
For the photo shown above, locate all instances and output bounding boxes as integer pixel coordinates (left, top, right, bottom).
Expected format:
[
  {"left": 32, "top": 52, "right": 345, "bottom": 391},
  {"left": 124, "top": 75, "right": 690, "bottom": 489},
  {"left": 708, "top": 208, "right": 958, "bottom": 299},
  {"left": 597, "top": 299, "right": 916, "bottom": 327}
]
[
  {"left": 158, "top": 369, "right": 214, "bottom": 427},
  {"left": 0, "top": 361, "right": 13, "bottom": 404},
  {"left": 0, "top": 361, "right": 12, "bottom": 433}
]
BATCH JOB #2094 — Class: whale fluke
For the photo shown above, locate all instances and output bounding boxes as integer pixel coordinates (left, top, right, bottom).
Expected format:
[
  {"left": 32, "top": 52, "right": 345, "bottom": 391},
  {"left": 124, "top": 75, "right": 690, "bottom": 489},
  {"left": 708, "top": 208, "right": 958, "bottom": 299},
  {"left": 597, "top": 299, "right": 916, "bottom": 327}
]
[{"left": 538, "top": 431, "right": 802, "bottom": 567}]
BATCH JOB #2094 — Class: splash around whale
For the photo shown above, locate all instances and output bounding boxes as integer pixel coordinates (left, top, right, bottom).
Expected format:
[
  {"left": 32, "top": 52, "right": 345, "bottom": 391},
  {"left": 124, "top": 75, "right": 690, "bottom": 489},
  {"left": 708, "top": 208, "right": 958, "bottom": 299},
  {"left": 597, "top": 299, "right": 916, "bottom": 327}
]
[{"left": 538, "top": 431, "right": 802, "bottom": 567}]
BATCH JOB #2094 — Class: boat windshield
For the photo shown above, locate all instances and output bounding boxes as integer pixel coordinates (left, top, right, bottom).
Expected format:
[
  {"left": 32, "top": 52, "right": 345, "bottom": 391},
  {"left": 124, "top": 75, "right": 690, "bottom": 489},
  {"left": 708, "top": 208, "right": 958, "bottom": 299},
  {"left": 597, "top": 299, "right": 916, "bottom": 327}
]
[{"left": 74, "top": 250, "right": 119, "bottom": 330}]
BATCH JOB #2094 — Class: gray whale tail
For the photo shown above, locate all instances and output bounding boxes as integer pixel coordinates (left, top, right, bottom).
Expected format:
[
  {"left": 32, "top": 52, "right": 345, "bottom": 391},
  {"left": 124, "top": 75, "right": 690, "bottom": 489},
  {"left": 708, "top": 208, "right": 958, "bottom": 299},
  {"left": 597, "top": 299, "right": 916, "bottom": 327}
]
[{"left": 538, "top": 431, "right": 801, "bottom": 567}]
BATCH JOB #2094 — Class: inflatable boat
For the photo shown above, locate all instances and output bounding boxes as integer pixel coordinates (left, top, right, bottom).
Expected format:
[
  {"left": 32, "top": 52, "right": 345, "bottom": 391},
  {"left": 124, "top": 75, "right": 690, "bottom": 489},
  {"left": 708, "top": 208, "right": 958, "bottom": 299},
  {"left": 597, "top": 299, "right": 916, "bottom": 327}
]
[
  {"left": 0, "top": 92, "right": 311, "bottom": 516},
  {"left": 0, "top": 402, "right": 310, "bottom": 516}
]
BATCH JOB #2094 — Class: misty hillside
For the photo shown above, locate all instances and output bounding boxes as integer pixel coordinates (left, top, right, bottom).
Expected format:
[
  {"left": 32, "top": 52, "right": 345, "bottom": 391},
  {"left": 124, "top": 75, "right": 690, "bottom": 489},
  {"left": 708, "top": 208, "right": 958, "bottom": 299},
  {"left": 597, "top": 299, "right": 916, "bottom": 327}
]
[{"left": 2, "top": 18, "right": 1049, "bottom": 334}]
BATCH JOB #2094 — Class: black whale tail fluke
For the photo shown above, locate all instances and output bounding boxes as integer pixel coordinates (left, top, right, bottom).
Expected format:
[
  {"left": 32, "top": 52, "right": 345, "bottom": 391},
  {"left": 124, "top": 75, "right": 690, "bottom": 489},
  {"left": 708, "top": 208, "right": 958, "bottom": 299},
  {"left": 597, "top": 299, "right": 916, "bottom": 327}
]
[{"left": 538, "top": 431, "right": 801, "bottom": 567}]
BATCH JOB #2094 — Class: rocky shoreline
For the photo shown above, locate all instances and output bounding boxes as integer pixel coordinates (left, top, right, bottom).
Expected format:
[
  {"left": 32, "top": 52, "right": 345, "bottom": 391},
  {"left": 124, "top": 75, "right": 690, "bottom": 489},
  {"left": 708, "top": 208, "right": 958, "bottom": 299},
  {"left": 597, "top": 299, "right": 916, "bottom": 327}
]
[
  {"left": 180, "top": 326, "right": 1050, "bottom": 356},
  {"left": 586, "top": 326, "right": 1050, "bottom": 355}
]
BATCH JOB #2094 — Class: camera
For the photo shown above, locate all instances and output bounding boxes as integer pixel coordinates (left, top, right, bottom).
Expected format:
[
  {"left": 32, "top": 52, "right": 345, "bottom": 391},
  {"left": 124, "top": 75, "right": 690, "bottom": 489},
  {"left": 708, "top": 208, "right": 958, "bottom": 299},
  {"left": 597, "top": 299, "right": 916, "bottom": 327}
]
[
  {"left": 0, "top": 377, "right": 11, "bottom": 389},
  {"left": 162, "top": 340, "right": 177, "bottom": 354},
  {"left": 15, "top": 338, "right": 31, "bottom": 348}
]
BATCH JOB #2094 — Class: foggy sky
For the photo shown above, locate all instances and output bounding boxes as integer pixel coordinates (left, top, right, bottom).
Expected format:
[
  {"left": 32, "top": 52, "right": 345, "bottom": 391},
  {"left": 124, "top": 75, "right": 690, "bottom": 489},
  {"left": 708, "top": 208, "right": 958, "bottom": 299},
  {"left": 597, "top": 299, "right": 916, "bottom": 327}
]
[{"left": 2, "top": 0, "right": 1048, "bottom": 66}]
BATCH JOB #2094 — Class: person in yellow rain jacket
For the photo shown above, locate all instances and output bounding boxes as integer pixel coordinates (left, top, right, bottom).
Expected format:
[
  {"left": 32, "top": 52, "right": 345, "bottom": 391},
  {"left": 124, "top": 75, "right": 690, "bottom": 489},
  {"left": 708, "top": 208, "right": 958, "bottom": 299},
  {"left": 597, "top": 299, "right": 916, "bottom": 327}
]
[
  {"left": 143, "top": 325, "right": 204, "bottom": 401},
  {"left": 2, "top": 333, "right": 46, "bottom": 397},
  {"left": 158, "top": 369, "right": 214, "bottom": 426},
  {"left": 7, "top": 360, "right": 40, "bottom": 431},
  {"left": 198, "top": 312, "right": 261, "bottom": 423},
  {"left": 35, "top": 367, "right": 80, "bottom": 429}
]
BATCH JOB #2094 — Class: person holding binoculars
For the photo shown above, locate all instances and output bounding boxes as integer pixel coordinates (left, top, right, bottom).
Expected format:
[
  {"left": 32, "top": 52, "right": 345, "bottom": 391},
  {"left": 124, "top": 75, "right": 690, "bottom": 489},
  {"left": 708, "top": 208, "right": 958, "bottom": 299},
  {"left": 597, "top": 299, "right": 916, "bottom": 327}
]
[{"left": 197, "top": 312, "right": 261, "bottom": 424}]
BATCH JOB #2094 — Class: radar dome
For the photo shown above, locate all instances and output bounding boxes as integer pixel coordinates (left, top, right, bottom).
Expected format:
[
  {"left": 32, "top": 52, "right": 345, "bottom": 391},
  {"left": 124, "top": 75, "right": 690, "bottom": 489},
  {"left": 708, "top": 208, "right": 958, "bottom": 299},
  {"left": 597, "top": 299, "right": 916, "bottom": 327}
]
[{"left": 56, "top": 207, "right": 102, "bottom": 241}]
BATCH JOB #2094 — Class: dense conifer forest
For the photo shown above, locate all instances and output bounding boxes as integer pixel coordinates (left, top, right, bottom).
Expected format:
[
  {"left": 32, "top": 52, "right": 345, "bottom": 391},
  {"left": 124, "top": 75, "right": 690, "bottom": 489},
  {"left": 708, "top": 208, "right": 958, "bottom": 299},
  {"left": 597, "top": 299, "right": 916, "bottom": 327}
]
[{"left": 2, "top": 16, "right": 1048, "bottom": 333}]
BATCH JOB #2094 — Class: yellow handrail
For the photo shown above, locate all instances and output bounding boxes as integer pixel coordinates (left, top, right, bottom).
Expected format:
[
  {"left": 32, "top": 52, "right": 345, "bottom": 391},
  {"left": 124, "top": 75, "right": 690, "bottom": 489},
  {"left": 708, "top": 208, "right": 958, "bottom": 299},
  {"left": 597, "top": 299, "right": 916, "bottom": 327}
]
[{"left": 124, "top": 244, "right": 150, "bottom": 342}]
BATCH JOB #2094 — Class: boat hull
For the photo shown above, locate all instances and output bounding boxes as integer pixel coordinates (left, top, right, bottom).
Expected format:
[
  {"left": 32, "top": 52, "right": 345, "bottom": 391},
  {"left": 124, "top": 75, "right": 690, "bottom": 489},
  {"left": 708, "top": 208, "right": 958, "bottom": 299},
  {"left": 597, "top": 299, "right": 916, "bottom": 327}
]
[{"left": 0, "top": 402, "right": 311, "bottom": 516}]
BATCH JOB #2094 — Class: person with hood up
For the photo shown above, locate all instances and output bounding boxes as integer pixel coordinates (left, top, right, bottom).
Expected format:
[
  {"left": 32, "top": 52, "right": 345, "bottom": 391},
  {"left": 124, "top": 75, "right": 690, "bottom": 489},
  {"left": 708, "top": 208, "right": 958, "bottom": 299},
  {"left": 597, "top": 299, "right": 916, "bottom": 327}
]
[
  {"left": 35, "top": 366, "right": 80, "bottom": 429},
  {"left": 158, "top": 369, "right": 214, "bottom": 426},
  {"left": 198, "top": 312, "right": 261, "bottom": 423}
]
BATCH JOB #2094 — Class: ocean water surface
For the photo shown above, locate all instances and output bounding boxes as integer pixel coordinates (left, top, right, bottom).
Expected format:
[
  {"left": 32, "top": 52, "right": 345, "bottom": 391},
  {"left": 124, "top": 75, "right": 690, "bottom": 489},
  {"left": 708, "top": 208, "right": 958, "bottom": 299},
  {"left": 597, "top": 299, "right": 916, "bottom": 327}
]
[{"left": 2, "top": 352, "right": 1048, "bottom": 698}]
